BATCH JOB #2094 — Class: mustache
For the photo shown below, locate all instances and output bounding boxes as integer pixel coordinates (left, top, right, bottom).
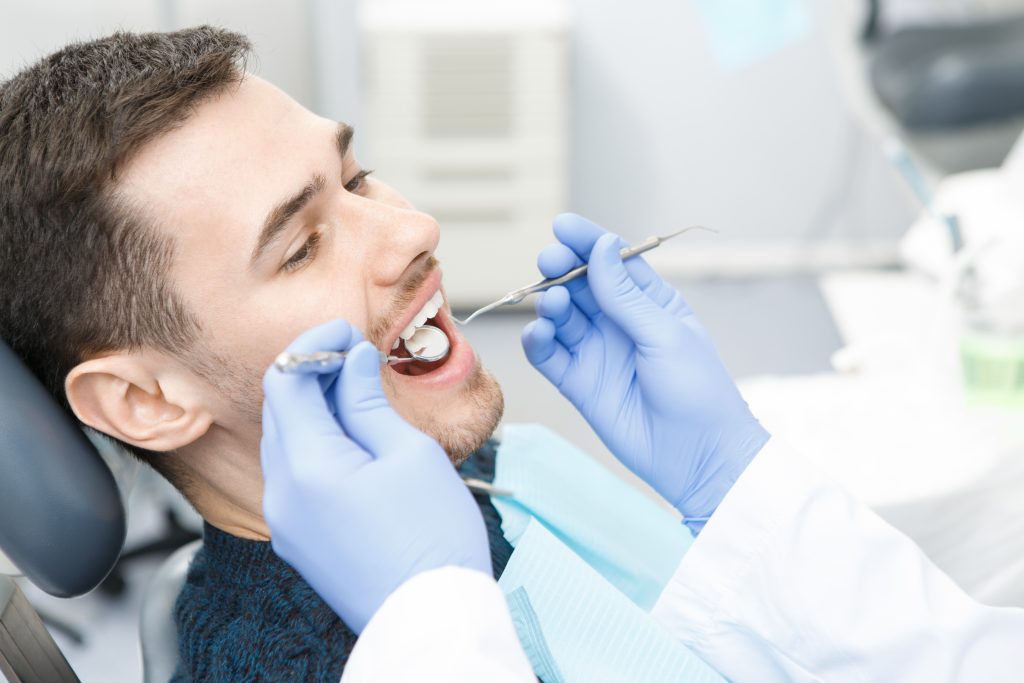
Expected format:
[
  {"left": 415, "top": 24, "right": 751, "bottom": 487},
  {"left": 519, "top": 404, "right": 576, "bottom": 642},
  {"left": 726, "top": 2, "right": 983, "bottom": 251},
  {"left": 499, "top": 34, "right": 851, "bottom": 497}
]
[{"left": 367, "top": 254, "right": 439, "bottom": 348}]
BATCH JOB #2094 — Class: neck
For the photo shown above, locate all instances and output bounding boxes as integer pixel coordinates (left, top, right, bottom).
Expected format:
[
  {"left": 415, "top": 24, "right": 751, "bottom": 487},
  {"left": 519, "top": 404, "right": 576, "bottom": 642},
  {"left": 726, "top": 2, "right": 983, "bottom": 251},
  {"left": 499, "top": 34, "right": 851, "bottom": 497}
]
[{"left": 172, "top": 424, "right": 271, "bottom": 541}]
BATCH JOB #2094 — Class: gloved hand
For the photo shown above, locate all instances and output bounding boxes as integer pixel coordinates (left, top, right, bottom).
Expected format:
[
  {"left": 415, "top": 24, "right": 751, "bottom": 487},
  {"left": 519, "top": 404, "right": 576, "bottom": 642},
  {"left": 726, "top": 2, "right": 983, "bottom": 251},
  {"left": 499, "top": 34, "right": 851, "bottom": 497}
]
[
  {"left": 261, "top": 319, "right": 491, "bottom": 633},
  {"left": 522, "top": 214, "right": 770, "bottom": 533}
]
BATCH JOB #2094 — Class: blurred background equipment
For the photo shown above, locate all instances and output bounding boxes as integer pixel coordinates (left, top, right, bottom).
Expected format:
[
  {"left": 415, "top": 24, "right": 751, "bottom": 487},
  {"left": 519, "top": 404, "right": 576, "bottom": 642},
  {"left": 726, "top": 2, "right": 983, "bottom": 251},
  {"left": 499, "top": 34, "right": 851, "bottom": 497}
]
[{"left": 864, "top": 0, "right": 1024, "bottom": 173}]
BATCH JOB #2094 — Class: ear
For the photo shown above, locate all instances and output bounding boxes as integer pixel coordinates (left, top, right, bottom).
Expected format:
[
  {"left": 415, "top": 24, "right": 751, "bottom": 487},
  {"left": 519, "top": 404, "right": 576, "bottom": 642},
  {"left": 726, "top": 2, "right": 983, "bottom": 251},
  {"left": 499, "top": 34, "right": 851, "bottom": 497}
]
[{"left": 65, "top": 352, "right": 213, "bottom": 452}]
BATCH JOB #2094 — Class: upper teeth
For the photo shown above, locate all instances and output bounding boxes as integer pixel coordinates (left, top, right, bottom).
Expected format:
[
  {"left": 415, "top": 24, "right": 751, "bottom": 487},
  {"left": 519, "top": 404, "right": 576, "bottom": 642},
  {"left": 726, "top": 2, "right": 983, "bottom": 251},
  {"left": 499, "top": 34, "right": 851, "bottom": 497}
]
[{"left": 399, "top": 289, "right": 444, "bottom": 341}]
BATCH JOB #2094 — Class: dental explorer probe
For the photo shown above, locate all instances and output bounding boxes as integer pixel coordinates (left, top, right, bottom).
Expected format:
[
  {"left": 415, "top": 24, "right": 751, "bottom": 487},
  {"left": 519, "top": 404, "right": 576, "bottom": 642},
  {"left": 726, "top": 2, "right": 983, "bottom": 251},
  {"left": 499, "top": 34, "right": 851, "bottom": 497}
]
[
  {"left": 452, "top": 225, "right": 715, "bottom": 325},
  {"left": 275, "top": 325, "right": 450, "bottom": 374}
]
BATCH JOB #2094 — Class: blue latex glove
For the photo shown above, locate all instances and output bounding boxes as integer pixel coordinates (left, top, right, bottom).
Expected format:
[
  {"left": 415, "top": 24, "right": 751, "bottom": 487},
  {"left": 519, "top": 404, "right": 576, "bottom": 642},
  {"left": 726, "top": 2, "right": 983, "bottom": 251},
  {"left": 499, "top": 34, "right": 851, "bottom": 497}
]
[
  {"left": 522, "top": 214, "right": 770, "bottom": 533},
  {"left": 261, "top": 320, "right": 491, "bottom": 633}
]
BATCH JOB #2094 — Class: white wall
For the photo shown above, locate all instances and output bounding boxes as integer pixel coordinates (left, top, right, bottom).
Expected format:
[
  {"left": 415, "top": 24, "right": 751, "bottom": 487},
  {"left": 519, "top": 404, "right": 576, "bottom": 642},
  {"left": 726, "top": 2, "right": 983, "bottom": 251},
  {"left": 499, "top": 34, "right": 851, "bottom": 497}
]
[
  {"left": 0, "top": 1, "right": 161, "bottom": 72},
  {"left": 2, "top": 0, "right": 922, "bottom": 273},
  {"left": 566, "top": 0, "right": 918, "bottom": 269},
  {"left": 0, "top": 0, "right": 322, "bottom": 110}
]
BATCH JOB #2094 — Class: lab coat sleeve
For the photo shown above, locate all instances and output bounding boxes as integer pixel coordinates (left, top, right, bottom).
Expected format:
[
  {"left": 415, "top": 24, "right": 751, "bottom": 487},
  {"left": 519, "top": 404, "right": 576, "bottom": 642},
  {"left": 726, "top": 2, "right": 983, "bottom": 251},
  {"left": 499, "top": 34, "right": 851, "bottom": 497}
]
[
  {"left": 340, "top": 566, "right": 535, "bottom": 682},
  {"left": 652, "top": 438, "right": 1024, "bottom": 683}
]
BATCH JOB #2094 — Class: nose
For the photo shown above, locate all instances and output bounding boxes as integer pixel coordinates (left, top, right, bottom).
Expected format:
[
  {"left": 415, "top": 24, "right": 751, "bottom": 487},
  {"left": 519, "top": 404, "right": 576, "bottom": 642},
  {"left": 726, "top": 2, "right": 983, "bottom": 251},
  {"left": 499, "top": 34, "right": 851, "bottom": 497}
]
[{"left": 361, "top": 201, "right": 441, "bottom": 286}]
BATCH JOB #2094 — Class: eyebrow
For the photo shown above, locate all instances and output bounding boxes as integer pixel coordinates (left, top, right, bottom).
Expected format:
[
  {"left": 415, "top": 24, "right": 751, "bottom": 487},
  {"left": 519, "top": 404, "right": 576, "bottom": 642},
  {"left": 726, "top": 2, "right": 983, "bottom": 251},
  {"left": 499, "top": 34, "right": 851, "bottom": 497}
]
[{"left": 249, "top": 122, "right": 355, "bottom": 266}]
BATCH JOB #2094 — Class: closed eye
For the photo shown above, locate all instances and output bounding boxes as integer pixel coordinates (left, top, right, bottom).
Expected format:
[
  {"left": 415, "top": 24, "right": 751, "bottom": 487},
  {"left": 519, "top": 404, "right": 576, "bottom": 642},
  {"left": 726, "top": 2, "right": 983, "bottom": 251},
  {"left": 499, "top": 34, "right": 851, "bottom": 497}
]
[
  {"left": 280, "top": 170, "right": 372, "bottom": 273},
  {"left": 282, "top": 231, "right": 323, "bottom": 273},
  {"left": 344, "top": 169, "right": 373, "bottom": 193}
]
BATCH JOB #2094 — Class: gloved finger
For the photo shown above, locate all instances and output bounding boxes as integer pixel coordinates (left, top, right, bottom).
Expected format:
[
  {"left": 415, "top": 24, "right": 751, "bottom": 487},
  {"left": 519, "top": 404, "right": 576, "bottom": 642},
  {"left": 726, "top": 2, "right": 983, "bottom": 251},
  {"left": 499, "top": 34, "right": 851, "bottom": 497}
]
[
  {"left": 259, "top": 404, "right": 295, "bottom": 530},
  {"left": 537, "top": 243, "right": 601, "bottom": 319},
  {"left": 663, "top": 288, "right": 696, "bottom": 320},
  {"left": 264, "top": 320, "right": 362, "bottom": 451},
  {"left": 628, "top": 273, "right": 691, "bottom": 323},
  {"left": 554, "top": 214, "right": 653, "bottom": 284},
  {"left": 264, "top": 319, "right": 361, "bottom": 410},
  {"left": 552, "top": 213, "right": 608, "bottom": 261},
  {"left": 607, "top": 245, "right": 692, "bottom": 316},
  {"left": 264, "top": 374, "right": 374, "bottom": 486},
  {"left": 551, "top": 215, "right": 670, "bottom": 317},
  {"left": 587, "top": 233, "right": 667, "bottom": 349},
  {"left": 278, "top": 320, "right": 363, "bottom": 372},
  {"left": 334, "top": 341, "right": 429, "bottom": 459},
  {"left": 259, "top": 399, "right": 284, "bottom": 484},
  {"left": 260, "top": 396, "right": 356, "bottom": 530},
  {"left": 585, "top": 237, "right": 684, "bottom": 317},
  {"left": 264, "top": 365, "right": 349, "bottom": 452},
  {"left": 284, "top": 325, "right": 365, "bottom": 414},
  {"left": 553, "top": 213, "right": 696, "bottom": 318},
  {"left": 548, "top": 214, "right": 610, "bottom": 318},
  {"left": 537, "top": 242, "right": 581, "bottom": 278},
  {"left": 522, "top": 317, "right": 571, "bottom": 387},
  {"left": 537, "top": 286, "right": 590, "bottom": 351}
]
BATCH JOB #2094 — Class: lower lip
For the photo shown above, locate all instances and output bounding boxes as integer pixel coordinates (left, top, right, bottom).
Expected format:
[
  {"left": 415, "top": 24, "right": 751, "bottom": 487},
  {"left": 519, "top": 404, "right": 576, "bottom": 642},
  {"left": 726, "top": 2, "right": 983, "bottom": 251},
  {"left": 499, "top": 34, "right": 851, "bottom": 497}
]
[{"left": 389, "top": 306, "right": 475, "bottom": 390}]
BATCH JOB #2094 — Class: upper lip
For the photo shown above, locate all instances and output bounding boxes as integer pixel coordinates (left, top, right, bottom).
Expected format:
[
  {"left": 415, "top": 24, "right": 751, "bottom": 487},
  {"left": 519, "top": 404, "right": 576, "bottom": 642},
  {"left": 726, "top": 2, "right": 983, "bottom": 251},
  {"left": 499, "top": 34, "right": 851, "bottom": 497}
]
[{"left": 382, "top": 268, "right": 444, "bottom": 353}]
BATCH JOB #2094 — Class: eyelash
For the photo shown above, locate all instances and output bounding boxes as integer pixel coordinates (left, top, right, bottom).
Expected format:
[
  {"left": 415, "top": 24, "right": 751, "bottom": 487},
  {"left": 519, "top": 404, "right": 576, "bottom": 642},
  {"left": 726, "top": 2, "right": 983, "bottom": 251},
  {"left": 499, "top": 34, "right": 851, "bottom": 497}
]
[
  {"left": 281, "top": 170, "right": 374, "bottom": 273},
  {"left": 282, "top": 231, "right": 322, "bottom": 272},
  {"left": 345, "top": 169, "right": 374, "bottom": 193}
]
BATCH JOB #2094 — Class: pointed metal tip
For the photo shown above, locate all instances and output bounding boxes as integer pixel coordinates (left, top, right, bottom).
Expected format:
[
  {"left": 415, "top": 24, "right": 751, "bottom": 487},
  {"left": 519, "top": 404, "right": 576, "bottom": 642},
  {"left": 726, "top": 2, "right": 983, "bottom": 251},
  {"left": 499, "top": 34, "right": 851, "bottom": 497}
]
[
  {"left": 662, "top": 224, "right": 717, "bottom": 241},
  {"left": 452, "top": 298, "right": 508, "bottom": 326},
  {"left": 462, "top": 309, "right": 487, "bottom": 325}
]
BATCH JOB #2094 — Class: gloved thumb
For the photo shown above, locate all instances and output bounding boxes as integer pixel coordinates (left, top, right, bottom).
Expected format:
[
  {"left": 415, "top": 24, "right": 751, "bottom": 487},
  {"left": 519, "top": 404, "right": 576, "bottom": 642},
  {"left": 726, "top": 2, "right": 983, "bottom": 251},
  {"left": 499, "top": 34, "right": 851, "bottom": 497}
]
[
  {"left": 587, "top": 233, "right": 666, "bottom": 348},
  {"left": 334, "top": 341, "right": 425, "bottom": 457}
]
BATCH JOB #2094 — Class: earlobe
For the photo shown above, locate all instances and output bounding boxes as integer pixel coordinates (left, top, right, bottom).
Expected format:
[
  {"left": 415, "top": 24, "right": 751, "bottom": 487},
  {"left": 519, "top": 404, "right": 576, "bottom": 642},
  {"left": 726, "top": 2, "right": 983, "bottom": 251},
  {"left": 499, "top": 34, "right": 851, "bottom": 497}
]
[{"left": 65, "top": 354, "right": 213, "bottom": 452}]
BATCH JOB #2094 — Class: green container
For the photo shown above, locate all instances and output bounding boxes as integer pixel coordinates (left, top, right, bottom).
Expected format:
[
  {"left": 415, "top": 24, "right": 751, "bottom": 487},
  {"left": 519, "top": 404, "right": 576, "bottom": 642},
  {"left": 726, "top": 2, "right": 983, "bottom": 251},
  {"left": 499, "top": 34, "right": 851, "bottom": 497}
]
[{"left": 960, "top": 332, "right": 1024, "bottom": 407}]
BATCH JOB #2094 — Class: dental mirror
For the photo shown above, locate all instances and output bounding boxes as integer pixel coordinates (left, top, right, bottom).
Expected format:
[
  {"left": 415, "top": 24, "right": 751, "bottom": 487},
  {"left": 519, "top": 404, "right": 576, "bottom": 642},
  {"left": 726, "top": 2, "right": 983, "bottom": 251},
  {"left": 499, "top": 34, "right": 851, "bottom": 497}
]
[
  {"left": 400, "top": 324, "right": 449, "bottom": 363},
  {"left": 274, "top": 324, "right": 450, "bottom": 374}
]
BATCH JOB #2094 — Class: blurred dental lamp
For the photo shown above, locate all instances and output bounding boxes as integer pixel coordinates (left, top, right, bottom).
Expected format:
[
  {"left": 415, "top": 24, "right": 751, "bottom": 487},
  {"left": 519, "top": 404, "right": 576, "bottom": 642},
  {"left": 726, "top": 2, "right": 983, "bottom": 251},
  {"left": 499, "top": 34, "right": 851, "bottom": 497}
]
[{"left": 863, "top": 0, "right": 1024, "bottom": 173}]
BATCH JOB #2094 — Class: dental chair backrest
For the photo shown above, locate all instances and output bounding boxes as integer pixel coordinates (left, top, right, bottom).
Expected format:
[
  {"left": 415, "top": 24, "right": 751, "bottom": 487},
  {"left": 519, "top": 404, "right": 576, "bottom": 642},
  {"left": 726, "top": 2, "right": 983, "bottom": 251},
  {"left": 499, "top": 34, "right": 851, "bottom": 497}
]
[
  {"left": 0, "top": 338, "right": 126, "bottom": 595},
  {"left": 0, "top": 338, "right": 126, "bottom": 682}
]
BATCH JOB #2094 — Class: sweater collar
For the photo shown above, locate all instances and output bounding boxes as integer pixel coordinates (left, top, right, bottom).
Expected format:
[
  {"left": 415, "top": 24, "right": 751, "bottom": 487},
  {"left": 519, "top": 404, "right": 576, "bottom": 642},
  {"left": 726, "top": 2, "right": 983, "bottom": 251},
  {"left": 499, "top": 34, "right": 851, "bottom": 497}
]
[{"left": 200, "top": 521, "right": 288, "bottom": 585}]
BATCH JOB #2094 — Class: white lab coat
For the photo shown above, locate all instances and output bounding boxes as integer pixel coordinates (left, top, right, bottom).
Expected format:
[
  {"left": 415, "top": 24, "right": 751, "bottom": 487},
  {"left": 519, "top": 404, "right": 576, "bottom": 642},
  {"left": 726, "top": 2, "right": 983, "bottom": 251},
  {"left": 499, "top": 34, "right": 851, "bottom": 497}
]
[{"left": 342, "top": 440, "right": 1024, "bottom": 682}]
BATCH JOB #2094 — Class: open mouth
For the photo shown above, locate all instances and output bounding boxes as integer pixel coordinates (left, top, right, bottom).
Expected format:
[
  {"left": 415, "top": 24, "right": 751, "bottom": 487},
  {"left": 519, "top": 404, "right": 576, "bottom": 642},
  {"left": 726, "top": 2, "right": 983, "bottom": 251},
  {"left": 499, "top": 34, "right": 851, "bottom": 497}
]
[{"left": 388, "top": 289, "right": 455, "bottom": 378}]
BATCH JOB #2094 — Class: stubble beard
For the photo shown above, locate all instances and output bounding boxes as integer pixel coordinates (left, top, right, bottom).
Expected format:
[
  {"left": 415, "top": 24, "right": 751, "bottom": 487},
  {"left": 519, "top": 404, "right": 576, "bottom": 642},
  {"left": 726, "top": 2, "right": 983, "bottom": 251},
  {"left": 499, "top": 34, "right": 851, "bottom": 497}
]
[
  {"left": 395, "top": 364, "right": 505, "bottom": 466},
  {"left": 199, "top": 344, "right": 505, "bottom": 467}
]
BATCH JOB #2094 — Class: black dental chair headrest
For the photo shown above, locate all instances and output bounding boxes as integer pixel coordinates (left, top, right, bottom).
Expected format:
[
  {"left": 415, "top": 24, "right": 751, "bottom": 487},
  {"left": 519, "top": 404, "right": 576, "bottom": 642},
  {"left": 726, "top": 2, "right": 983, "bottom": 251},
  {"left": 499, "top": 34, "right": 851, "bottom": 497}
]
[{"left": 0, "top": 339, "right": 126, "bottom": 597}]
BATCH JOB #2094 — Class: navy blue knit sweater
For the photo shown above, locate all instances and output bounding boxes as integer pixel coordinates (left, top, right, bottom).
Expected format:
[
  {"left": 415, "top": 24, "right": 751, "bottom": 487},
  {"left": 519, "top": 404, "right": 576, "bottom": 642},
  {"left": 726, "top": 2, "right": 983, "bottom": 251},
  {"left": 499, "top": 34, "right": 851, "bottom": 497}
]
[{"left": 170, "top": 441, "right": 514, "bottom": 682}]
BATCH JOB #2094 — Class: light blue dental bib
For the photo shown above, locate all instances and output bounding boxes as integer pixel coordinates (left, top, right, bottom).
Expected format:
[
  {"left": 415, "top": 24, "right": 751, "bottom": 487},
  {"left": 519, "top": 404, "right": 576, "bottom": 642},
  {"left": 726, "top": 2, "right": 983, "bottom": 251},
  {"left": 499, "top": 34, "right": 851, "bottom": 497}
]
[{"left": 493, "top": 424, "right": 726, "bottom": 683}]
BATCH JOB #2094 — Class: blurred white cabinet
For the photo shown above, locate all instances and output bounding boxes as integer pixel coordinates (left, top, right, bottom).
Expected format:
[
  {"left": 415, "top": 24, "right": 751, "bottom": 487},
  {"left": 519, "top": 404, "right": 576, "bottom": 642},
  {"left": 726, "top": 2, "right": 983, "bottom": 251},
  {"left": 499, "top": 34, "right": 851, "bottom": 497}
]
[{"left": 360, "top": 0, "right": 569, "bottom": 306}]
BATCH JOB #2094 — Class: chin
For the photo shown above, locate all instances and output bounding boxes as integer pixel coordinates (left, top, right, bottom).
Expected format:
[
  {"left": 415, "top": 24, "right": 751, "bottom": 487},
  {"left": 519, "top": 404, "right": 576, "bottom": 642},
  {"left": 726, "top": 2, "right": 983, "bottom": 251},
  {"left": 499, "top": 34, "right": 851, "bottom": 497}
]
[{"left": 397, "top": 364, "right": 504, "bottom": 466}]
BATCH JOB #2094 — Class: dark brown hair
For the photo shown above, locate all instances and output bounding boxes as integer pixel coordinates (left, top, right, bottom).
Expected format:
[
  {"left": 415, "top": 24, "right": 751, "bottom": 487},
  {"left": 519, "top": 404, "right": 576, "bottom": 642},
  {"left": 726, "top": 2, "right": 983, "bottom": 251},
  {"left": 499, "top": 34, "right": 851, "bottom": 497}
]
[{"left": 0, "top": 27, "right": 251, "bottom": 470}]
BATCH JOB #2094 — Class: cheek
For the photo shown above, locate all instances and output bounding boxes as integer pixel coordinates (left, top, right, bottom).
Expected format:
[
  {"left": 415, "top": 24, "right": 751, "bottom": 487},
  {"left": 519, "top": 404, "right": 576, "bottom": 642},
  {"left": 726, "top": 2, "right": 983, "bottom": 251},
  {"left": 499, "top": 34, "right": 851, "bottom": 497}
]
[
  {"left": 380, "top": 380, "right": 432, "bottom": 430},
  {"left": 202, "top": 286, "right": 373, "bottom": 379}
]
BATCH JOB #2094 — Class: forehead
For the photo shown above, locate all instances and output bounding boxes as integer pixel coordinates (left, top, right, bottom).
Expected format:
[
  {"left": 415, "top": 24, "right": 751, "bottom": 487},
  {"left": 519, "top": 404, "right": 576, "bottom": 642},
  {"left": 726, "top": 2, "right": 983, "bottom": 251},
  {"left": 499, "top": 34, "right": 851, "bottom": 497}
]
[{"left": 116, "top": 75, "right": 337, "bottom": 258}]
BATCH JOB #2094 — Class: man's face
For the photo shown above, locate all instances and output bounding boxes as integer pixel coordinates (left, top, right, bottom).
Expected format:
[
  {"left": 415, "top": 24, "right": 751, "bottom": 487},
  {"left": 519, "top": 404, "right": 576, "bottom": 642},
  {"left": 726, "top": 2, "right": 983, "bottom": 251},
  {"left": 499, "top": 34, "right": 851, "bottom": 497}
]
[{"left": 118, "top": 75, "right": 503, "bottom": 462}]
